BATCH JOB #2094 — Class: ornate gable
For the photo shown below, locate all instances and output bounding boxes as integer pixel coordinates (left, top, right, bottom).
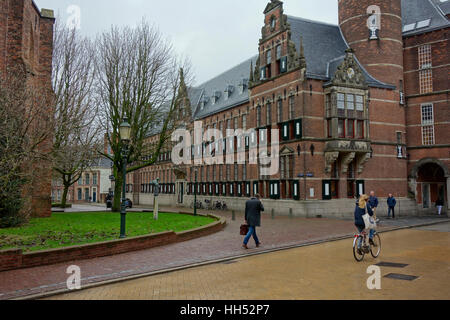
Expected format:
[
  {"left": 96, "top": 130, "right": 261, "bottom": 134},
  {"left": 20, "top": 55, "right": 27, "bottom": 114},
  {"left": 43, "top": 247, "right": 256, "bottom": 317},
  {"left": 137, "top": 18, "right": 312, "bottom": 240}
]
[
  {"left": 332, "top": 49, "right": 367, "bottom": 89},
  {"left": 264, "top": 0, "right": 283, "bottom": 14}
]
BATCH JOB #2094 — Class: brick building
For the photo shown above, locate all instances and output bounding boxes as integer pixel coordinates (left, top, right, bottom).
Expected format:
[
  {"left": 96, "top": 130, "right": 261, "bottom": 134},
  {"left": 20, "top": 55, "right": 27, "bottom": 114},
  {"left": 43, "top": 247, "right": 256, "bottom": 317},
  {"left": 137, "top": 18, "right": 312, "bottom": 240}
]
[
  {"left": 52, "top": 157, "right": 113, "bottom": 205},
  {"left": 128, "top": 0, "right": 449, "bottom": 217},
  {"left": 0, "top": 0, "right": 55, "bottom": 217}
]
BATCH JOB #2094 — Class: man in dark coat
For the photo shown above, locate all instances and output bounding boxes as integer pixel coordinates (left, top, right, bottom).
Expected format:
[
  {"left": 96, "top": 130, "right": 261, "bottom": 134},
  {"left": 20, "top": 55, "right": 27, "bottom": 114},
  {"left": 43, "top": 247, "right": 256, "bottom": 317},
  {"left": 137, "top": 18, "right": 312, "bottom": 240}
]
[
  {"left": 243, "top": 194, "right": 264, "bottom": 249},
  {"left": 387, "top": 193, "right": 397, "bottom": 219}
]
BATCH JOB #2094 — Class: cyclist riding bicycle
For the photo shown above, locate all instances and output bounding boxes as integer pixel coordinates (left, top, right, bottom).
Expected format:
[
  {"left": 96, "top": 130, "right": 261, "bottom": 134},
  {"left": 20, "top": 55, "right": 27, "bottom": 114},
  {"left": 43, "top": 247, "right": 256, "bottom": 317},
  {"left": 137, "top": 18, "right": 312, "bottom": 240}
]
[{"left": 354, "top": 194, "right": 377, "bottom": 254}]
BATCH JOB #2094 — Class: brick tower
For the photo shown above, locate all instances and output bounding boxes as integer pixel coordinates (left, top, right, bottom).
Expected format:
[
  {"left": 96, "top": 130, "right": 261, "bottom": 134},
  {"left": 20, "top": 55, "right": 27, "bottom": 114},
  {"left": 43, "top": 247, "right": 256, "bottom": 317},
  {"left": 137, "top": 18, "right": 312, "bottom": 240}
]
[
  {"left": 0, "top": 0, "right": 55, "bottom": 218},
  {"left": 338, "top": 0, "right": 404, "bottom": 89}
]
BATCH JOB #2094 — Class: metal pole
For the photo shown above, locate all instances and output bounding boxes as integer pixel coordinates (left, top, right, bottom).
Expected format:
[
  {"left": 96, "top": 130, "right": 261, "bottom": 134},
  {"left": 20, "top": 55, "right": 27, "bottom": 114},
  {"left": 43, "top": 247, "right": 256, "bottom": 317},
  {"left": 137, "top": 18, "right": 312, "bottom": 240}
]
[
  {"left": 120, "top": 146, "right": 128, "bottom": 239},
  {"left": 271, "top": 208, "right": 275, "bottom": 220},
  {"left": 194, "top": 169, "right": 197, "bottom": 216},
  {"left": 232, "top": 210, "right": 236, "bottom": 221}
]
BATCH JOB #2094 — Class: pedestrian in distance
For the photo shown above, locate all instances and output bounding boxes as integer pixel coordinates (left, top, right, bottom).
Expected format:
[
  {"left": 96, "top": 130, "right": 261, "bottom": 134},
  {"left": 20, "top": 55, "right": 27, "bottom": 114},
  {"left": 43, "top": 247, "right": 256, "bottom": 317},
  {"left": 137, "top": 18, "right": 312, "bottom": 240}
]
[
  {"left": 243, "top": 194, "right": 264, "bottom": 250},
  {"left": 387, "top": 193, "right": 397, "bottom": 219},
  {"left": 436, "top": 198, "right": 444, "bottom": 216},
  {"left": 354, "top": 194, "right": 376, "bottom": 254},
  {"left": 369, "top": 191, "right": 380, "bottom": 223}
]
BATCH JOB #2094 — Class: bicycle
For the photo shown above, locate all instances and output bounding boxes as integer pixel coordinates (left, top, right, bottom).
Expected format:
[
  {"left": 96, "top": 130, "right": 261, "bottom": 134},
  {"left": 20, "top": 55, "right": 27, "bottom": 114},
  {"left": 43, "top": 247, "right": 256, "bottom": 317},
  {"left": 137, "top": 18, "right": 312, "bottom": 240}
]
[
  {"left": 353, "top": 229, "right": 381, "bottom": 262},
  {"left": 190, "top": 200, "right": 203, "bottom": 209}
]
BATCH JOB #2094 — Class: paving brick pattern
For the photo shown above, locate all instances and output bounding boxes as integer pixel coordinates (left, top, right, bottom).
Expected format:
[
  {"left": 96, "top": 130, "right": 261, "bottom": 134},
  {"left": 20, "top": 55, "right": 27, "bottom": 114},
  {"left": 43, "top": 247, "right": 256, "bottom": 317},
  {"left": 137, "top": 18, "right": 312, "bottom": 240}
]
[{"left": 0, "top": 206, "right": 447, "bottom": 300}]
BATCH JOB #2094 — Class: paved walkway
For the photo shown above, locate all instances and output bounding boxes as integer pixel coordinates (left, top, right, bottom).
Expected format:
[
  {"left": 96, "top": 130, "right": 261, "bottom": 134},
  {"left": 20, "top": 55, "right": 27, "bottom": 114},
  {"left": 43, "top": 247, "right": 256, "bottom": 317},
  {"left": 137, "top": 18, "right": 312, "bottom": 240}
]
[
  {"left": 0, "top": 208, "right": 448, "bottom": 300},
  {"left": 47, "top": 223, "right": 450, "bottom": 300}
]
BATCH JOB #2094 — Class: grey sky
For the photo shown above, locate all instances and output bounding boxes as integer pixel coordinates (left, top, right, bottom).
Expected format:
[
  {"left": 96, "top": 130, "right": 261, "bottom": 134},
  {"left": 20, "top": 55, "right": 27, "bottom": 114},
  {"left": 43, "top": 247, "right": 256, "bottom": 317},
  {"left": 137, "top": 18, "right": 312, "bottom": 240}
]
[{"left": 35, "top": 0, "right": 338, "bottom": 85}]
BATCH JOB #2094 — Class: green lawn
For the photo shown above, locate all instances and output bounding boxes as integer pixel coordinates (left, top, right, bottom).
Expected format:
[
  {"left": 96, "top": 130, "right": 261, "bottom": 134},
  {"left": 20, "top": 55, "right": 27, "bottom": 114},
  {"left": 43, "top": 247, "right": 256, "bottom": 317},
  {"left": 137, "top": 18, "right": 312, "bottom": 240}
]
[{"left": 0, "top": 212, "right": 215, "bottom": 252}]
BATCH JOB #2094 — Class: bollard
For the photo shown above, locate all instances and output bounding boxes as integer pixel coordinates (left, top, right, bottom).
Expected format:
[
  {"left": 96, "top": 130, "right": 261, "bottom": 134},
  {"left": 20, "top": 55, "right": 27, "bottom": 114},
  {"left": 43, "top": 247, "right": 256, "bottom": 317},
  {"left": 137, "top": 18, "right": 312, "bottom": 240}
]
[
  {"left": 232, "top": 210, "right": 236, "bottom": 221},
  {"left": 289, "top": 208, "right": 293, "bottom": 219},
  {"left": 271, "top": 208, "right": 275, "bottom": 220}
]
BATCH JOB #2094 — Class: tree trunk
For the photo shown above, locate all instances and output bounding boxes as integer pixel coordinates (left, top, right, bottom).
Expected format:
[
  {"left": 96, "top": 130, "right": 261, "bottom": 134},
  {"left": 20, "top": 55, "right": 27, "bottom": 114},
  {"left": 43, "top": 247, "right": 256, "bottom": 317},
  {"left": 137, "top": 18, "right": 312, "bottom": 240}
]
[
  {"left": 113, "top": 172, "right": 123, "bottom": 212},
  {"left": 61, "top": 183, "right": 70, "bottom": 208}
]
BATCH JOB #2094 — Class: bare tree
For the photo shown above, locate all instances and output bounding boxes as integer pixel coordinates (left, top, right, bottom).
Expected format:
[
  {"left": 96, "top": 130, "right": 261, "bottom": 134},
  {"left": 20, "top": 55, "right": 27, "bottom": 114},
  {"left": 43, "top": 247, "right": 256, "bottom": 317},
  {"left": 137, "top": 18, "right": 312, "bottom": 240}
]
[
  {"left": 96, "top": 21, "right": 193, "bottom": 211},
  {"left": 0, "top": 67, "right": 53, "bottom": 226},
  {"left": 51, "top": 21, "right": 100, "bottom": 207}
]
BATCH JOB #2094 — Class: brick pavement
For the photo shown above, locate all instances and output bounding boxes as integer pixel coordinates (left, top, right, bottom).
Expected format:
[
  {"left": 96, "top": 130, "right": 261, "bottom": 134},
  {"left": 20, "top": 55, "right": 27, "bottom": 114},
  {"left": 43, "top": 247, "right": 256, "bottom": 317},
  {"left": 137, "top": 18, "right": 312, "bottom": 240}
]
[
  {"left": 47, "top": 224, "right": 450, "bottom": 300},
  {"left": 0, "top": 207, "right": 448, "bottom": 300}
]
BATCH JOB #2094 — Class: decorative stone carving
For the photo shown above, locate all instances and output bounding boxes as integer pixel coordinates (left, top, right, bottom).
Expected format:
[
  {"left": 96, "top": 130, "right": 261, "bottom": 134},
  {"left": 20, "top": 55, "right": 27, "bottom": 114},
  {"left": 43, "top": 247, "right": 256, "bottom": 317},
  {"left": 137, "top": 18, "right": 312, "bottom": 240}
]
[
  {"left": 325, "top": 152, "right": 339, "bottom": 174},
  {"left": 332, "top": 48, "right": 368, "bottom": 89},
  {"left": 341, "top": 152, "right": 356, "bottom": 174},
  {"left": 356, "top": 152, "right": 371, "bottom": 174},
  {"left": 325, "top": 140, "right": 371, "bottom": 153},
  {"left": 173, "top": 166, "right": 187, "bottom": 180}
]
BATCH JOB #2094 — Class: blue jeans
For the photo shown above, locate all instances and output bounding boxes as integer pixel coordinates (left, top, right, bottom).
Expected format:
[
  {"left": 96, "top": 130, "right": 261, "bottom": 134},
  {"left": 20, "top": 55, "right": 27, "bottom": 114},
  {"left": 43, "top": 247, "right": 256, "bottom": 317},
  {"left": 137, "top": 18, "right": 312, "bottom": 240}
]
[
  {"left": 356, "top": 225, "right": 375, "bottom": 248},
  {"left": 388, "top": 207, "right": 395, "bottom": 218},
  {"left": 244, "top": 226, "right": 260, "bottom": 245}
]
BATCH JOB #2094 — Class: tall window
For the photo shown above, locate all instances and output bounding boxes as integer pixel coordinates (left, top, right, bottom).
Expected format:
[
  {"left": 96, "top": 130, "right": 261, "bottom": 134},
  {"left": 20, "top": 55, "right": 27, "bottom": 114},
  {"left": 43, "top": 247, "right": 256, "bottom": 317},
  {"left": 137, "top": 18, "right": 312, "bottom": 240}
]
[
  {"left": 242, "top": 115, "right": 247, "bottom": 130},
  {"left": 421, "top": 104, "right": 435, "bottom": 145},
  {"left": 85, "top": 174, "right": 90, "bottom": 185},
  {"left": 266, "top": 102, "right": 272, "bottom": 125},
  {"left": 277, "top": 99, "right": 283, "bottom": 123},
  {"left": 256, "top": 106, "right": 261, "bottom": 127},
  {"left": 93, "top": 173, "right": 97, "bottom": 185},
  {"left": 419, "top": 45, "right": 433, "bottom": 94},
  {"left": 289, "top": 95, "right": 295, "bottom": 119}
]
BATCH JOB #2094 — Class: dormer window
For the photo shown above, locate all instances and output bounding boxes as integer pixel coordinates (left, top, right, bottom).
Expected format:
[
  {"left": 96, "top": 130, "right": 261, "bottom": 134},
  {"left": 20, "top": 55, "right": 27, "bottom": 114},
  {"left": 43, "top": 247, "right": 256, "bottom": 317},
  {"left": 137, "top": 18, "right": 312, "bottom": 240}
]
[
  {"left": 224, "top": 85, "right": 234, "bottom": 100},
  {"left": 211, "top": 91, "right": 221, "bottom": 105},
  {"left": 238, "top": 79, "right": 248, "bottom": 94},
  {"left": 200, "top": 96, "right": 209, "bottom": 110}
]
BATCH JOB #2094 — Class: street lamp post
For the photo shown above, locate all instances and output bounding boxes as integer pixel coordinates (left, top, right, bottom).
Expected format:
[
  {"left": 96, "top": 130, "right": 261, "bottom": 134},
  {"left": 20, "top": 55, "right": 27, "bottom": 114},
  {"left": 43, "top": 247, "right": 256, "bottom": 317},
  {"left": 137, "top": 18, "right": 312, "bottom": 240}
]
[
  {"left": 119, "top": 118, "right": 131, "bottom": 239},
  {"left": 194, "top": 167, "right": 198, "bottom": 216}
]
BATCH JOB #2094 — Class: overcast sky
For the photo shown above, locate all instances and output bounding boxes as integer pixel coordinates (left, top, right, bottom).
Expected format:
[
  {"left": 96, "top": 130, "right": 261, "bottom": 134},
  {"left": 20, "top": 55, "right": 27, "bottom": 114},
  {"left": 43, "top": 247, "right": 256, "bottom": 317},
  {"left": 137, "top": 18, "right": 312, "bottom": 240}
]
[{"left": 36, "top": 0, "right": 338, "bottom": 85}]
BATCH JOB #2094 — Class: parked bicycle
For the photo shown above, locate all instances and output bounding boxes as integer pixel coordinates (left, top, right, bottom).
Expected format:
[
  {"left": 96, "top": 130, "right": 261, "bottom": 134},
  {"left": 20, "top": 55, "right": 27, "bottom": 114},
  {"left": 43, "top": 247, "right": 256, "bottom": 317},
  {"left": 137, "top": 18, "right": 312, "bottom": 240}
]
[
  {"left": 214, "top": 200, "right": 228, "bottom": 210},
  {"left": 353, "top": 229, "right": 381, "bottom": 262},
  {"left": 190, "top": 200, "right": 203, "bottom": 209}
]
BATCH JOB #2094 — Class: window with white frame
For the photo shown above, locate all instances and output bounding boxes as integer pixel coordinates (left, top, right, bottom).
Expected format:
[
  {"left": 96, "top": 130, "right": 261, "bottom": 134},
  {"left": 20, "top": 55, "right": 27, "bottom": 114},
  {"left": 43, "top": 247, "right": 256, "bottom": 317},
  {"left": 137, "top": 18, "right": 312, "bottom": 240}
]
[
  {"left": 421, "top": 104, "right": 435, "bottom": 145},
  {"left": 419, "top": 45, "right": 433, "bottom": 94}
]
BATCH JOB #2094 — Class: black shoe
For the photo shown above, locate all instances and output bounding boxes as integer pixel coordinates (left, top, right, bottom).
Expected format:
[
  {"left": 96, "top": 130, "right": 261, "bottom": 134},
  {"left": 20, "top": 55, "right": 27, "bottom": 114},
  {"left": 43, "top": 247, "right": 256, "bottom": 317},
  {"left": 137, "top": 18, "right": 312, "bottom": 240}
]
[
  {"left": 369, "top": 239, "right": 377, "bottom": 247},
  {"left": 242, "top": 244, "right": 248, "bottom": 250},
  {"left": 256, "top": 242, "right": 261, "bottom": 248}
]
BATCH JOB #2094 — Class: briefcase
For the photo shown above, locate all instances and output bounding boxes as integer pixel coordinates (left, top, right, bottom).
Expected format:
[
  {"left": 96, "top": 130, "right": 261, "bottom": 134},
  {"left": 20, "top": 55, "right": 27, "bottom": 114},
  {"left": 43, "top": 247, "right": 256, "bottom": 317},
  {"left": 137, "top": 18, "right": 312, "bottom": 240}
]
[{"left": 240, "top": 224, "right": 249, "bottom": 236}]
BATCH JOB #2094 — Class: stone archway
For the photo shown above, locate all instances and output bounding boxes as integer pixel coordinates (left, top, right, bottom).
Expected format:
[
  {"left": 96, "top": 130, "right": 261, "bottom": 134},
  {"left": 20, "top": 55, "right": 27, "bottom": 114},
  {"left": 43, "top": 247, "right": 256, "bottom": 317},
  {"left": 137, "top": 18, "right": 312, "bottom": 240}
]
[{"left": 409, "top": 158, "right": 449, "bottom": 211}]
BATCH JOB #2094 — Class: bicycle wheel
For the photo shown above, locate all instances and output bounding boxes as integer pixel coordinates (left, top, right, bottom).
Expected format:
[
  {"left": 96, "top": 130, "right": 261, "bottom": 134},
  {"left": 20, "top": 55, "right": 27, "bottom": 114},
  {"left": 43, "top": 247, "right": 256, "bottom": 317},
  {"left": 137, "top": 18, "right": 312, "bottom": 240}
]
[
  {"left": 370, "top": 232, "right": 381, "bottom": 258},
  {"left": 353, "top": 236, "right": 365, "bottom": 262}
]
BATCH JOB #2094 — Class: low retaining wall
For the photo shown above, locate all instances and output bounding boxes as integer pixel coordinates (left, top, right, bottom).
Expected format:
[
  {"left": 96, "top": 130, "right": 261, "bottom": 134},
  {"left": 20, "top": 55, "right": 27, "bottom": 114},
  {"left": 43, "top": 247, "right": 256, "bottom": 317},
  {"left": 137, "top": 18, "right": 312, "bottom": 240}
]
[{"left": 0, "top": 213, "right": 226, "bottom": 272}]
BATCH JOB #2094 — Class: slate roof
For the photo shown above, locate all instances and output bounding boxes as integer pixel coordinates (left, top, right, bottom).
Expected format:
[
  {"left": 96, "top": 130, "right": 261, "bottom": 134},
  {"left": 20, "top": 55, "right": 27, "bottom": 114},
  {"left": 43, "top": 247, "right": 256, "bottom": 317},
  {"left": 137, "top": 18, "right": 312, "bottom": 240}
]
[
  {"left": 92, "top": 157, "right": 113, "bottom": 169},
  {"left": 438, "top": 0, "right": 450, "bottom": 16},
  {"left": 402, "top": 0, "right": 450, "bottom": 36},
  {"left": 152, "top": 0, "right": 449, "bottom": 128},
  {"left": 192, "top": 56, "right": 258, "bottom": 120}
]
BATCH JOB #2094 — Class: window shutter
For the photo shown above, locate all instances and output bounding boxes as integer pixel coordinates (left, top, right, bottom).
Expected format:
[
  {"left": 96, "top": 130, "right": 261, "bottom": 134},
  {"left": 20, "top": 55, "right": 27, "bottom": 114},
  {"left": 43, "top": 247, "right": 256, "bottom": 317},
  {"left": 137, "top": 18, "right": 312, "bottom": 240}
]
[
  {"left": 322, "top": 180, "right": 332, "bottom": 200},
  {"left": 293, "top": 181, "right": 300, "bottom": 200},
  {"left": 280, "top": 56, "right": 288, "bottom": 73},
  {"left": 294, "top": 119, "right": 303, "bottom": 139}
]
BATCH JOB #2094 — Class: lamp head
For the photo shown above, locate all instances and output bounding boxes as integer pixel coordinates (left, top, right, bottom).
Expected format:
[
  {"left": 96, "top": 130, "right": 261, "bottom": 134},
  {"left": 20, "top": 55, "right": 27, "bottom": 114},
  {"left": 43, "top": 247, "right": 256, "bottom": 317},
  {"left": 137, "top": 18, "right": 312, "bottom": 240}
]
[{"left": 119, "top": 118, "right": 131, "bottom": 143}]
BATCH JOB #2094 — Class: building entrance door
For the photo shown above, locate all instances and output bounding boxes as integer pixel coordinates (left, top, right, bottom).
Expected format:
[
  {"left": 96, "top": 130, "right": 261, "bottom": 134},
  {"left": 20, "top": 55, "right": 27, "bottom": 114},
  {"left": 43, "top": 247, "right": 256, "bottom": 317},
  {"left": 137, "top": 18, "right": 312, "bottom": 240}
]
[{"left": 178, "top": 182, "right": 185, "bottom": 204}]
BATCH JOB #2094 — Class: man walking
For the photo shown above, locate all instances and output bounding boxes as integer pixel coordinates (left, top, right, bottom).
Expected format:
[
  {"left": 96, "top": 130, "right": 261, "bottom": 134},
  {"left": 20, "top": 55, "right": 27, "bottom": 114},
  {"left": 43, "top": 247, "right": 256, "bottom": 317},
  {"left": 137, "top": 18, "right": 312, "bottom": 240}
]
[
  {"left": 369, "top": 191, "right": 379, "bottom": 222},
  {"left": 387, "top": 193, "right": 397, "bottom": 219},
  {"left": 243, "top": 194, "right": 264, "bottom": 249}
]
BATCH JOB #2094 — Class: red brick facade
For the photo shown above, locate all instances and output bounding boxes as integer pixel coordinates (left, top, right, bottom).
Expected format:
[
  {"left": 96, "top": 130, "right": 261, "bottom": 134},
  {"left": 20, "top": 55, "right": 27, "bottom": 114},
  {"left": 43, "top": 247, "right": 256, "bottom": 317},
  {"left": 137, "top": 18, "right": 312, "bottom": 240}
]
[
  {"left": 130, "top": 0, "right": 449, "bottom": 215},
  {"left": 0, "top": 0, "right": 55, "bottom": 217}
]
